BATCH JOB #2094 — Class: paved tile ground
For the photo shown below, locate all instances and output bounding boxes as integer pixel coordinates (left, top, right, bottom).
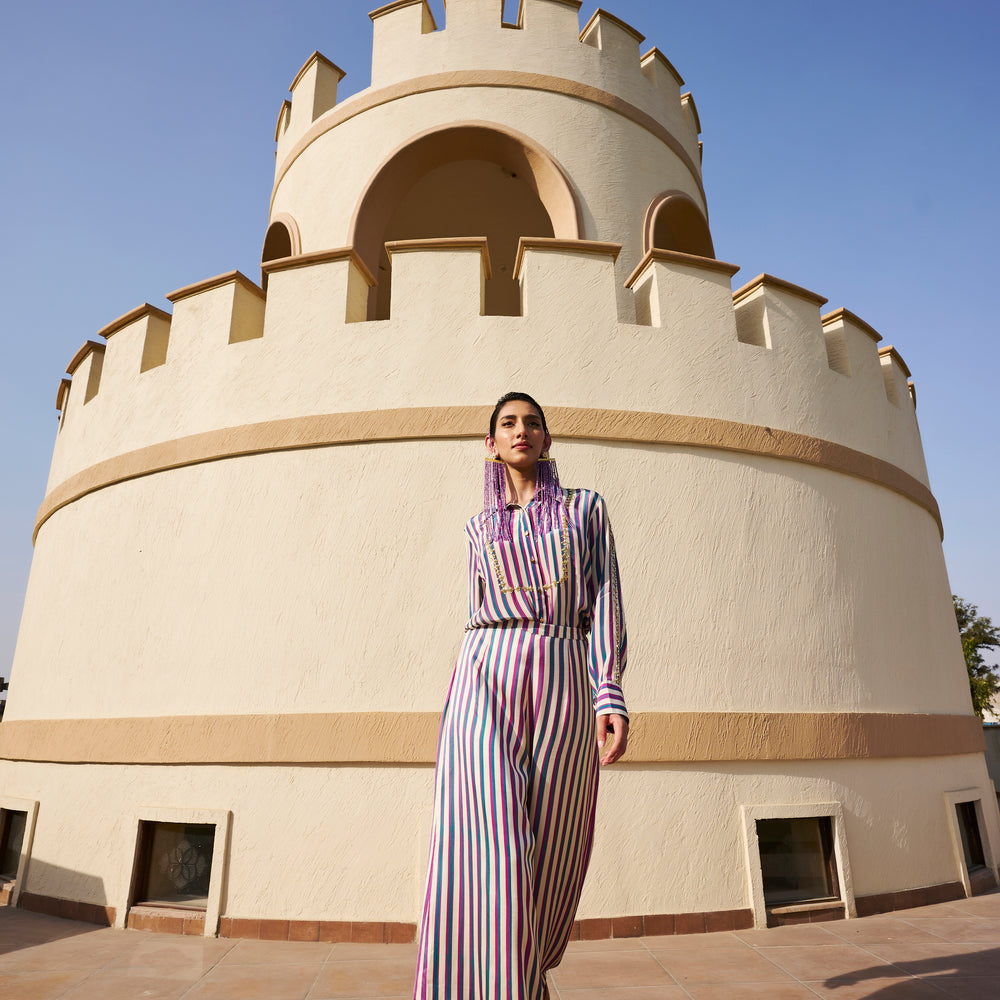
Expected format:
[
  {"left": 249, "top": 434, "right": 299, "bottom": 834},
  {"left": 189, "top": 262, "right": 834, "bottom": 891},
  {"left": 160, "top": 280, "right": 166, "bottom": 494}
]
[{"left": 0, "top": 891, "right": 998, "bottom": 999}]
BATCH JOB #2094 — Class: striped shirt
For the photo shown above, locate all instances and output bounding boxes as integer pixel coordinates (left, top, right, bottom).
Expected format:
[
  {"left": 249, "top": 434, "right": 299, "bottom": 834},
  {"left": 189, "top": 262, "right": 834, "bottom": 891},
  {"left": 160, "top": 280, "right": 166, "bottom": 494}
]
[{"left": 465, "top": 488, "right": 628, "bottom": 717}]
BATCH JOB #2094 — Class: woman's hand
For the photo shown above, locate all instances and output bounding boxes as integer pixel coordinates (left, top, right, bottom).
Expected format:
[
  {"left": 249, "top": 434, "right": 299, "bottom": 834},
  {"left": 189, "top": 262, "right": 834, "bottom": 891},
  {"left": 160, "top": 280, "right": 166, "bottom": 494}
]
[{"left": 597, "top": 713, "right": 628, "bottom": 765}]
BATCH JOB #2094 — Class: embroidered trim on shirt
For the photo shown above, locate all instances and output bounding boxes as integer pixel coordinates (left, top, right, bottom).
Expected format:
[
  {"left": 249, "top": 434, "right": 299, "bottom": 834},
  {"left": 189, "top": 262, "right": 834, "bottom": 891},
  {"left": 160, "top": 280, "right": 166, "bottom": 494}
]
[
  {"left": 486, "top": 492, "right": 572, "bottom": 595},
  {"left": 608, "top": 527, "right": 623, "bottom": 686}
]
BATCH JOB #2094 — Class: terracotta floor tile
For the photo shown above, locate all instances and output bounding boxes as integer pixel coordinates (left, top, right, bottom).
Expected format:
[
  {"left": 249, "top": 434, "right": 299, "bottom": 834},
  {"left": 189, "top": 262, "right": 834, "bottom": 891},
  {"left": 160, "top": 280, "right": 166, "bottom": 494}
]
[
  {"left": 554, "top": 988, "right": 685, "bottom": 999},
  {"left": 637, "top": 931, "right": 742, "bottom": 950},
  {"left": 0, "top": 936, "right": 127, "bottom": 972},
  {"left": 562, "top": 936, "right": 651, "bottom": 953},
  {"left": 735, "top": 924, "right": 842, "bottom": 947},
  {"left": 327, "top": 943, "right": 419, "bottom": 962},
  {"left": 219, "top": 938, "right": 333, "bottom": 965},
  {"left": 900, "top": 902, "right": 967, "bottom": 918},
  {"left": 183, "top": 961, "right": 324, "bottom": 1000},
  {"left": 946, "top": 893, "right": 1000, "bottom": 917},
  {"left": 823, "top": 916, "right": 951, "bottom": 944},
  {"left": 802, "top": 976, "right": 945, "bottom": 999},
  {"left": 683, "top": 983, "right": 818, "bottom": 999},
  {"left": 58, "top": 966, "right": 200, "bottom": 1000},
  {"left": 650, "top": 946, "right": 794, "bottom": 985},
  {"left": 0, "top": 917, "right": 91, "bottom": 951},
  {"left": 760, "top": 944, "right": 898, "bottom": 980},
  {"left": 894, "top": 916, "right": 1000, "bottom": 942},
  {"left": 106, "top": 934, "right": 236, "bottom": 969},
  {"left": 919, "top": 976, "right": 1000, "bottom": 999},
  {"left": 861, "top": 941, "right": 997, "bottom": 976},
  {"left": 549, "top": 951, "right": 677, "bottom": 990},
  {"left": 0, "top": 969, "right": 90, "bottom": 1000},
  {"left": 308, "top": 956, "right": 417, "bottom": 998}
]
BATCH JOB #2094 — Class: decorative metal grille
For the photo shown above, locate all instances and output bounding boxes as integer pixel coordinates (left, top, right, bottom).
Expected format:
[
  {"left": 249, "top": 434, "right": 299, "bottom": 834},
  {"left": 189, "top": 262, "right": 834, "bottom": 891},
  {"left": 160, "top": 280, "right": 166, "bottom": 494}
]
[{"left": 135, "top": 822, "right": 214, "bottom": 907}]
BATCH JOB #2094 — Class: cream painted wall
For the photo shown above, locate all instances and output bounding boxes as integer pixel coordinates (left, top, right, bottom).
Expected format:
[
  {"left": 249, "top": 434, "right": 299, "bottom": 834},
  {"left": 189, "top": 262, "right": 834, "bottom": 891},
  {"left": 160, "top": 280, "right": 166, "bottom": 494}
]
[
  {"left": 10, "top": 437, "right": 965, "bottom": 723},
  {"left": 0, "top": 753, "right": 995, "bottom": 924}
]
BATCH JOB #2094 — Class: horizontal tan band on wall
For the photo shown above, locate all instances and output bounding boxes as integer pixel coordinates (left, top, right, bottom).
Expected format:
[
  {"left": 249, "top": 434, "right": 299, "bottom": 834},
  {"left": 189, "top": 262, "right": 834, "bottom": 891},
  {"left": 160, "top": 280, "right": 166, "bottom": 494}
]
[
  {"left": 273, "top": 71, "right": 706, "bottom": 208},
  {"left": 0, "top": 712, "right": 982, "bottom": 765},
  {"left": 35, "top": 406, "right": 941, "bottom": 542}
]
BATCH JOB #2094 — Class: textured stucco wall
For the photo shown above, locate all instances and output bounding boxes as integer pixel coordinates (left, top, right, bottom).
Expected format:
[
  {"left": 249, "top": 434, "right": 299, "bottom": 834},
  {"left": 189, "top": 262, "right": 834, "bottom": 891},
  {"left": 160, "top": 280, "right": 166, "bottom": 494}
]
[
  {"left": 1, "top": 753, "right": 996, "bottom": 924},
  {"left": 9, "top": 438, "right": 967, "bottom": 722}
]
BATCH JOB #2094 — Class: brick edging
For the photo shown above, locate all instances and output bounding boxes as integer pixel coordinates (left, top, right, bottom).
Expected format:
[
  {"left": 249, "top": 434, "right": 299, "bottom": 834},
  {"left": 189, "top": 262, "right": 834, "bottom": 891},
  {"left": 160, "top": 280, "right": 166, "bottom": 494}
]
[
  {"left": 16, "top": 878, "right": 988, "bottom": 940},
  {"left": 218, "top": 918, "right": 417, "bottom": 943},
  {"left": 573, "top": 909, "right": 754, "bottom": 939},
  {"left": 18, "top": 892, "right": 114, "bottom": 927},
  {"left": 854, "top": 880, "right": 966, "bottom": 917}
]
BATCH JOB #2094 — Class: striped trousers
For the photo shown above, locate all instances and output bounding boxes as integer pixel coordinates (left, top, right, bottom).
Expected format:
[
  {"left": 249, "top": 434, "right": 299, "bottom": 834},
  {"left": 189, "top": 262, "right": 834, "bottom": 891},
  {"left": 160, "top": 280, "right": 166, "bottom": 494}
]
[{"left": 414, "top": 624, "right": 599, "bottom": 1000}]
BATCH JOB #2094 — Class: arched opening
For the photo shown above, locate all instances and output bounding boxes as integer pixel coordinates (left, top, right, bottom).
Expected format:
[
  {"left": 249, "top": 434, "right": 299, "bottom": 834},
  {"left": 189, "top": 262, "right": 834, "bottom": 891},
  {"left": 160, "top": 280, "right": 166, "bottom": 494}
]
[
  {"left": 644, "top": 191, "right": 715, "bottom": 259},
  {"left": 351, "top": 123, "right": 581, "bottom": 318},
  {"left": 262, "top": 222, "right": 292, "bottom": 263},
  {"left": 260, "top": 215, "right": 302, "bottom": 292}
]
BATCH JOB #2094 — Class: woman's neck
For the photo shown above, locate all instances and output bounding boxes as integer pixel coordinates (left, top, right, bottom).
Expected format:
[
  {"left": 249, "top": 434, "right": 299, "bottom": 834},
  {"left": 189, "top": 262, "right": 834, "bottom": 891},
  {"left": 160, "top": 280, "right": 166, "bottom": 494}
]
[{"left": 505, "top": 465, "right": 538, "bottom": 508}]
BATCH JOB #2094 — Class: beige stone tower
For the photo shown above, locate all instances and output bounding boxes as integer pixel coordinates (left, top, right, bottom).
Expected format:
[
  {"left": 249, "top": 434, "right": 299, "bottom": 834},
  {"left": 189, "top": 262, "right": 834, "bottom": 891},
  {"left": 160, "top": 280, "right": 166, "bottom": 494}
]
[{"left": 1, "top": 0, "right": 996, "bottom": 938}]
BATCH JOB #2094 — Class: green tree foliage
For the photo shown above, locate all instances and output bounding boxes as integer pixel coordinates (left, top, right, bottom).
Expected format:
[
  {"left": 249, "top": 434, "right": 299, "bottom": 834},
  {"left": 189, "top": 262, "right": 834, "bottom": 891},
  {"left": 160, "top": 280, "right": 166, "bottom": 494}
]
[{"left": 953, "top": 596, "right": 1000, "bottom": 719}]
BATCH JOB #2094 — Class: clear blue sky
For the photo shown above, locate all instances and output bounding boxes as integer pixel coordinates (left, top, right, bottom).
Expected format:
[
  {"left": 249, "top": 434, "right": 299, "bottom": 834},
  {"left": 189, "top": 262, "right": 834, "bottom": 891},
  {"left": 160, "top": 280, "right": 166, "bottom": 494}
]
[{"left": 1, "top": 0, "right": 998, "bottom": 677}]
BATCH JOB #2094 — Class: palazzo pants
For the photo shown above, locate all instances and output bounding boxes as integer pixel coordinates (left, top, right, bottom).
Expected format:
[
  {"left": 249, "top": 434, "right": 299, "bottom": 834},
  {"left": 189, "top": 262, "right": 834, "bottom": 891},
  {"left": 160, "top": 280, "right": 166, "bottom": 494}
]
[{"left": 413, "top": 623, "right": 599, "bottom": 1000}]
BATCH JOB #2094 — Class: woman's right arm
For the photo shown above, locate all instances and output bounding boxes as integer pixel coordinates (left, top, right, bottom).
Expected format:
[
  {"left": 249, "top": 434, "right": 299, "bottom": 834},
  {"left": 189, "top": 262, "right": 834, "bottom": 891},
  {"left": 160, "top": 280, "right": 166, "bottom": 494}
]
[{"left": 466, "top": 522, "right": 485, "bottom": 619}]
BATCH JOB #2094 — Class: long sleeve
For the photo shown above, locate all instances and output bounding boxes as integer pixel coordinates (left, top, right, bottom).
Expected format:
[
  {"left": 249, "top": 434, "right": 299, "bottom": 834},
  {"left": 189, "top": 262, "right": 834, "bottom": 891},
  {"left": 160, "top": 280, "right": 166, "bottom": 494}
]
[
  {"left": 585, "top": 495, "right": 628, "bottom": 718},
  {"left": 466, "top": 523, "right": 485, "bottom": 620}
]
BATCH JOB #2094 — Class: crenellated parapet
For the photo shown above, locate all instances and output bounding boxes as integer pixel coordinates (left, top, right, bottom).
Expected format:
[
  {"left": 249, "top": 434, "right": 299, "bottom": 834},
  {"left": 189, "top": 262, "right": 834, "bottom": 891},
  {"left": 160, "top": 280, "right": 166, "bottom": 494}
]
[
  {"left": 46, "top": 240, "right": 927, "bottom": 536},
  {"left": 274, "top": 0, "right": 701, "bottom": 184}
]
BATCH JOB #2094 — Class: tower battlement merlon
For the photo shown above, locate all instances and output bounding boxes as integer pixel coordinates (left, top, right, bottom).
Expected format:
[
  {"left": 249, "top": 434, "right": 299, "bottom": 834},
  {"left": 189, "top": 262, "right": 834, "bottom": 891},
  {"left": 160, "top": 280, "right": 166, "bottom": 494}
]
[
  {"left": 821, "top": 308, "right": 881, "bottom": 380},
  {"left": 276, "top": 52, "right": 346, "bottom": 161},
  {"left": 640, "top": 48, "right": 683, "bottom": 88},
  {"left": 166, "top": 270, "right": 266, "bottom": 352},
  {"left": 511, "top": 0, "right": 583, "bottom": 32},
  {"left": 515, "top": 237, "right": 623, "bottom": 324},
  {"left": 579, "top": 7, "right": 644, "bottom": 51},
  {"left": 55, "top": 378, "right": 70, "bottom": 414},
  {"left": 680, "top": 92, "right": 701, "bottom": 138},
  {"left": 262, "top": 247, "right": 376, "bottom": 327},
  {"left": 65, "top": 340, "right": 105, "bottom": 407},
  {"left": 97, "top": 302, "right": 172, "bottom": 341},
  {"left": 878, "top": 344, "right": 913, "bottom": 409},
  {"left": 386, "top": 237, "right": 492, "bottom": 319},
  {"left": 626, "top": 248, "right": 739, "bottom": 332}
]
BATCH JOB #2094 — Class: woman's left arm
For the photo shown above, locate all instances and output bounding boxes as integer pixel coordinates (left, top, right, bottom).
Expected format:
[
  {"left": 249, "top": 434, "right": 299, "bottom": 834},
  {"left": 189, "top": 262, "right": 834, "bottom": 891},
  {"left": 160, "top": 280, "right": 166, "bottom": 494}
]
[{"left": 585, "top": 495, "right": 629, "bottom": 764}]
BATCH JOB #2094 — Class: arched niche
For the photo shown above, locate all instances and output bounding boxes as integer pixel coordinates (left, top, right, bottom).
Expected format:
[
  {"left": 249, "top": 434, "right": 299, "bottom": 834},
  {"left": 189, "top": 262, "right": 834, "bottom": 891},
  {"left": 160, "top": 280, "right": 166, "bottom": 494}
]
[
  {"left": 643, "top": 190, "right": 715, "bottom": 259},
  {"left": 260, "top": 215, "right": 302, "bottom": 291},
  {"left": 351, "top": 122, "right": 582, "bottom": 318}
]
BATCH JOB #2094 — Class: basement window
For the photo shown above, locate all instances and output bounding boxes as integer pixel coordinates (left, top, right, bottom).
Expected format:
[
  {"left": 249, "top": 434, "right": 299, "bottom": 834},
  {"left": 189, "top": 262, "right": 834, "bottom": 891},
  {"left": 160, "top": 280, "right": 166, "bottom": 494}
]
[
  {"left": 133, "top": 821, "right": 215, "bottom": 909},
  {"left": 756, "top": 815, "right": 839, "bottom": 906},
  {"left": 956, "top": 800, "right": 986, "bottom": 872},
  {"left": 0, "top": 810, "right": 27, "bottom": 879}
]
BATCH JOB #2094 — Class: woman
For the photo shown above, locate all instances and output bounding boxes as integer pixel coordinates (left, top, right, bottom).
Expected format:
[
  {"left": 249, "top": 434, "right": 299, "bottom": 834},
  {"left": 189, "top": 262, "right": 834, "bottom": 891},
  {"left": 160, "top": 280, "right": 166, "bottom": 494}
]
[{"left": 413, "top": 392, "right": 628, "bottom": 1000}]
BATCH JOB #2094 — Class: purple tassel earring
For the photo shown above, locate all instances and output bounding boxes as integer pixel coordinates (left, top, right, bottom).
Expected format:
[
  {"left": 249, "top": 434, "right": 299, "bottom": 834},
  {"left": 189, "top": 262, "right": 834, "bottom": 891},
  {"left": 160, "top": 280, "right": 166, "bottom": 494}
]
[
  {"left": 532, "top": 454, "right": 563, "bottom": 535},
  {"left": 484, "top": 453, "right": 563, "bottom": 542},
  {"left": 484, "top": 457, "right": 512, "bottom": 541}
]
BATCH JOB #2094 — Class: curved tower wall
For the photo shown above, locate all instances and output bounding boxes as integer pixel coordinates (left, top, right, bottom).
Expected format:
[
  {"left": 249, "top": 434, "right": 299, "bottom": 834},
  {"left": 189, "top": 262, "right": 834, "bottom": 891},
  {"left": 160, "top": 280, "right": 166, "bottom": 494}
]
[{"left": 2, "top": 0, "right": 996, "bottom": 936}]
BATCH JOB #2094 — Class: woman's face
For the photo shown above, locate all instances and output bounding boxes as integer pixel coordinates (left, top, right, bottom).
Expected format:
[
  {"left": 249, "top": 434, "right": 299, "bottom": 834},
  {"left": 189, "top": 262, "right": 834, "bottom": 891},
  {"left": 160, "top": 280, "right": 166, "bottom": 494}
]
[{"left": 487, "top": 400, "right": 551, "bottom": 472}]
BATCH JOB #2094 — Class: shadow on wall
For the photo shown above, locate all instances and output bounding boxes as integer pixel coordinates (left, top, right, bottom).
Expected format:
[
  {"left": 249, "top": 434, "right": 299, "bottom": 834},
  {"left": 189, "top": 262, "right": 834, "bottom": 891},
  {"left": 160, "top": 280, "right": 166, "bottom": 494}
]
[
  {"left": 8, "top": 859, "right": 111, "bottom": 930},
  {"left": 822, "top": 946, "right": 1000, "bottom": 996}
]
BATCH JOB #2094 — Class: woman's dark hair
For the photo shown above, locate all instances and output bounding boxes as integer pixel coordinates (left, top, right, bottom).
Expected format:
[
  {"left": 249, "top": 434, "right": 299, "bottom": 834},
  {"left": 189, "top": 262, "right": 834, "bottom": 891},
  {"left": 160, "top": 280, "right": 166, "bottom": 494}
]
[{"left": 489, "top": 392, "right": 548, "bottom": 438}]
